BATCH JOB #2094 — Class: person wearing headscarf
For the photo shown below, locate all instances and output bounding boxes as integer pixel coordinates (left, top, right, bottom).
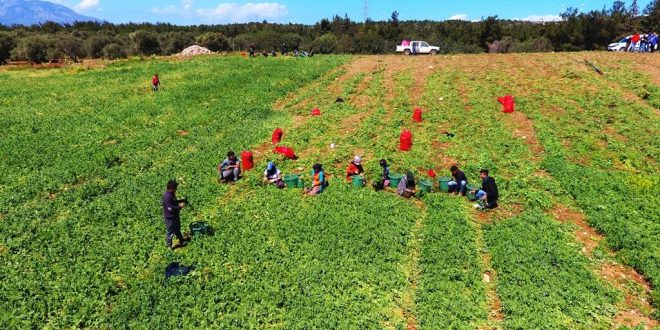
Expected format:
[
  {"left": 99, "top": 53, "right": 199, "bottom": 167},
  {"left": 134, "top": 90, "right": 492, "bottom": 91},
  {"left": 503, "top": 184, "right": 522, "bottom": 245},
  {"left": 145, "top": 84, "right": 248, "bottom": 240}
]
[
  {"left": 263, "top": 162, "right": 284, "bottom": 189},
  {"left": 397, "top": 171, "right": 416, "bottom": 198},
  {"left": 346, "top": 156, "right": 364, "bottom": 181}
]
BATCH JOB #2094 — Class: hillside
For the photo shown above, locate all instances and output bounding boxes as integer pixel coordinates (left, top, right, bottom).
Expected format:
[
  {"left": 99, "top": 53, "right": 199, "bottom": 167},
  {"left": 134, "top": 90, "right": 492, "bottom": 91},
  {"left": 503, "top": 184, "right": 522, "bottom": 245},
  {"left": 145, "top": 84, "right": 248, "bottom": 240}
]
[
  {"left": 0, "top": 53, "right": 658, "bottom": 328},
  {"left": 0, "top": 0, "right": 98, "bottom": 26}
]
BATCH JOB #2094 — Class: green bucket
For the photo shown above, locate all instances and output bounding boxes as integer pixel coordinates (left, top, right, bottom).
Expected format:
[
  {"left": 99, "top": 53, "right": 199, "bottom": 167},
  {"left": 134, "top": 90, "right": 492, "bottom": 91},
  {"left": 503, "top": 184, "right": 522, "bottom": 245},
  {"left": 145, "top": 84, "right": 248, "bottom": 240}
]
[
  {"left": 297, "top": 178, "right": 304, "bottom": 189},
  {"left": 438, "top": 176, "right": 451, "bottom": 193},
  {"left": 352, "top": 175, "right": 365, "bottom": 188},
  {"left": 189, "top": 221, "right": 210, "bottom": 236},
  {"left": 389, "top": 173, "right": 404, "bottom": 188},
  {"left": 466, "top": 184, "right": 479, "bottom": 200},
  {"left": 284, "top": 174, "right": 300, "bottom": 189},
  {"left": 420, "top": 179, "right": 433, "bottom": 193}
]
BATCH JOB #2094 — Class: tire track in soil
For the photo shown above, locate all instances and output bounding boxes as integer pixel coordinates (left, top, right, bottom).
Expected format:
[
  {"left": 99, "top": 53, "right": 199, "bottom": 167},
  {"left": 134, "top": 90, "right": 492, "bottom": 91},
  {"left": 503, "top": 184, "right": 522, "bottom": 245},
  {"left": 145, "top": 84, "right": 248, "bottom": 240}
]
[{"left": 549, "top": 205, "right": 658, "bottom": 329}]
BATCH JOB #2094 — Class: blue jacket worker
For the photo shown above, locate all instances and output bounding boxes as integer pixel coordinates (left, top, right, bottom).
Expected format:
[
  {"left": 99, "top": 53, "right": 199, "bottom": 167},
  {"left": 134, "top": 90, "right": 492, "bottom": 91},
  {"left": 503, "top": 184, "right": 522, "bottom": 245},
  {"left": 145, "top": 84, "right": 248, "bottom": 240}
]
[
  {"left": 162, "top": 180, "right": 187, "bottom": 249},
  {"left": 471, "top": 169, "right": 499, "bottom": 210},
  {"left": 218, "top": 151, "right": 241, "bottom": 183},
  {"left": 448, "top": 165, "right": 468, "bottom": 195}
]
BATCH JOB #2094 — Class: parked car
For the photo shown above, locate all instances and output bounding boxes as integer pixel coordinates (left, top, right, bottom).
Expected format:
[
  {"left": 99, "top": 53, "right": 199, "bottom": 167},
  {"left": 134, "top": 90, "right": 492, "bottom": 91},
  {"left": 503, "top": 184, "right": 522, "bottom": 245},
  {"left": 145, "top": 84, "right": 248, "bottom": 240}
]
[
  {"left": 607, "top": 35, "right": 643, "bottom": 52},
  {"left": 396, "top": 40, "right": 440, "bottom": 55}
]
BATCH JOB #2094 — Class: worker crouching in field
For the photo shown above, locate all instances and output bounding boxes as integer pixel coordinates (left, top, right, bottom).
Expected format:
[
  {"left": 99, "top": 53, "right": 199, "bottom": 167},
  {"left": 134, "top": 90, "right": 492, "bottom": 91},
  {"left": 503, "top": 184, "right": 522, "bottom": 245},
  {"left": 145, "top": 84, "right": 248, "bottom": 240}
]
[
  {"left": 373, "top": 159, "right": 391, "bottom": 191},
  {"left": 152, "top": 74, "right": 160, "bottom": 92},
  {"left": 448, "top": 165, "right": 468, "bottom": 195},
  {"left": 162, "top": 180, "right": 188, "bottom": 249},
  {"left": 306, "top": 163, "right": 326, "bottom": 196},
  {"left": 218, "top": 151, "right": 241, "bottom": 183},
  {"left": 346, "top": 156, "right": 364, "bottom": 182},
  {"left": 397, "top": 171, "right": 416, "bottom": 198},
  {"left": 264, "top": 162, "right": 285, "bottom": 189},
  {"left": 471, "top": 169, "right": 499, "bottom": 210}
]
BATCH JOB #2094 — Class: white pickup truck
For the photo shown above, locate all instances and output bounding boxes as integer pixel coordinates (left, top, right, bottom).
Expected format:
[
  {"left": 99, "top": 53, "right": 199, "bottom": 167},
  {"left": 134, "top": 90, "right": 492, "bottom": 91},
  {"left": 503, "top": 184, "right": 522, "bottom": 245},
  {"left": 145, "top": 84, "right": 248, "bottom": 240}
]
[{"left": 396, "top": 41, "right": 440, "bottom": 55}]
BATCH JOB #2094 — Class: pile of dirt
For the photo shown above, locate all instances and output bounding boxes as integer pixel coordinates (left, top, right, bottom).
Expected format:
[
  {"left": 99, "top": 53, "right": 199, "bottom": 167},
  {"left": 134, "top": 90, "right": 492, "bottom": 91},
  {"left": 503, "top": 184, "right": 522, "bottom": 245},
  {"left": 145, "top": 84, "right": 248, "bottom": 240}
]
[{"left": 179, "top": 45, "right": 212, "bottom": 56}]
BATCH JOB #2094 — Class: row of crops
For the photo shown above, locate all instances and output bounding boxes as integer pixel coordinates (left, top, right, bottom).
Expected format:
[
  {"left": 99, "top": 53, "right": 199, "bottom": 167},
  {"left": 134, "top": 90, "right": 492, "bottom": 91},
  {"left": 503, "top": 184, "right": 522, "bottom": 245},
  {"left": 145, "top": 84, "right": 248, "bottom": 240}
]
[
  {"left": 0, "top": 53, "right": 657, "bottom": 327},
  {"left": 504, "top": 54, "right": 660, "bottom": 321}
]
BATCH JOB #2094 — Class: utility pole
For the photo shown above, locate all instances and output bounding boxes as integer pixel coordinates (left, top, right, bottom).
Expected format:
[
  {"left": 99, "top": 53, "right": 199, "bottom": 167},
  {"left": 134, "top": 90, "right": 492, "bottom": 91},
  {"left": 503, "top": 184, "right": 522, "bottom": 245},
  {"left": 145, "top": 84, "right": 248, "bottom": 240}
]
[{"left": 363, "top": 0, "right": 368, "bottom": 21}]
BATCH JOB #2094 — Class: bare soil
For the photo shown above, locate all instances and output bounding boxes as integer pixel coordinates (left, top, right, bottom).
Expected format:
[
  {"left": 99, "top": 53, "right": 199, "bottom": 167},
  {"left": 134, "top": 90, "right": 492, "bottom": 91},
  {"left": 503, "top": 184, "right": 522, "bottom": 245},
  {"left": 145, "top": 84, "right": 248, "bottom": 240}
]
[{"left": 549, "top": 204, "right": 657, "bottom": 328}]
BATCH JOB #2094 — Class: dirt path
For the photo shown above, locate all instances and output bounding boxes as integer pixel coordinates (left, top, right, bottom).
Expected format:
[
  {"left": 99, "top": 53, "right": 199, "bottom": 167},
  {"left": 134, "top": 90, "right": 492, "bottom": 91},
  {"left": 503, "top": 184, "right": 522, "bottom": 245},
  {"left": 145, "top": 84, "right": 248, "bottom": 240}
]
[
  {"left": 328, "top": 56, "right": 380, "bottom": 97},
  {"left": 472, "top": 215, "right": 505, "bottom": 329},
  {"left": 549, "top": 204, "right": 658, "bottom": 329}
]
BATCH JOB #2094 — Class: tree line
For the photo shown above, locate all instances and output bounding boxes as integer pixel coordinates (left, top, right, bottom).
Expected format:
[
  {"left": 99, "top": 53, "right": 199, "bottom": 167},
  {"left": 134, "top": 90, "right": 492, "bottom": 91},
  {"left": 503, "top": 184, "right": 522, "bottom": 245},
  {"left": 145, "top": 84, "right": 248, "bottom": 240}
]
[{"left": 0, "top": 0, "right": 658, "bottom": 64}]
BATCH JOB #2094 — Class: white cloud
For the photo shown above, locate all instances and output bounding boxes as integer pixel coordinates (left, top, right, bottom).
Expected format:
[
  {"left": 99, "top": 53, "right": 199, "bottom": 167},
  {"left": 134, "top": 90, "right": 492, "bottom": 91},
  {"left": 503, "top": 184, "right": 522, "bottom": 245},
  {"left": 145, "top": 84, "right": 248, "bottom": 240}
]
[
  {"left": 518, "top": 14, "right": 562, "bottom": 22},
  {"left": 74, "top": 0, "right": 100, "bottom": 12},
  {"left": 151, "top": 1, "right": 287, "bottom": 23},
  {"left": 152, "top": 5, "right": 180, "bottom": 15},
  {"left": 196, "top": 2, "right": 287, "bottom": 23},
  {"left": 448, "top": 14, "right": 468, "bottom": 21}
]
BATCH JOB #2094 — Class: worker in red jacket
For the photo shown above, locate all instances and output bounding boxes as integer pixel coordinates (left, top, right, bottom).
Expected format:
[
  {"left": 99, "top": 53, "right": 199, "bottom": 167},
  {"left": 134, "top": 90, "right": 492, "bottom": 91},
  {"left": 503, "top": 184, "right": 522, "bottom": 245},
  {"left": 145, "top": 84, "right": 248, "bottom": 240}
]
[
  {"left": 152, "top": 74, "right": 160, "bottom": 92},
  {"left": 346, "top": 156, "right": 364, "bottom": 181},
  {"left": 629, "top": 33, "right": 641, "bottom": 52}
]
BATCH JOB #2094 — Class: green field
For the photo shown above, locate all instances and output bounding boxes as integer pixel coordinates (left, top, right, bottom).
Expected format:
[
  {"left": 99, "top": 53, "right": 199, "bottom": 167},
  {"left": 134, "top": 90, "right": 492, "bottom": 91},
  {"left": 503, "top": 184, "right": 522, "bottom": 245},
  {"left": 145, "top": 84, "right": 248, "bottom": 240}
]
[{"left": 0, "top": 53, "right": 658, "bottom": 328}]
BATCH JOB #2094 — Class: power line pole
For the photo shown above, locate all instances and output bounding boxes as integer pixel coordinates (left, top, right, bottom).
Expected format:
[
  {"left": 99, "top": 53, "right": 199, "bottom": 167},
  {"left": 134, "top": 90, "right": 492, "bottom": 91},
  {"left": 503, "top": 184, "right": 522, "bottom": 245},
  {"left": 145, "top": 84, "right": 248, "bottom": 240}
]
[{"left": 363, "top": 0, "right": 368, "bottom": 21}]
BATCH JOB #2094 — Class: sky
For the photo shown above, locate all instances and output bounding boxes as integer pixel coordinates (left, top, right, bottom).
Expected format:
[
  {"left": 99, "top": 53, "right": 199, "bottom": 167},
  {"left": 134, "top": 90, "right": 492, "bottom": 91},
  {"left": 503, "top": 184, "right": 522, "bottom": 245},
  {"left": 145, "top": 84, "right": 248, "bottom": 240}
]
[{"left": 49, "top": 0, "right": 654, "bottom": 25}]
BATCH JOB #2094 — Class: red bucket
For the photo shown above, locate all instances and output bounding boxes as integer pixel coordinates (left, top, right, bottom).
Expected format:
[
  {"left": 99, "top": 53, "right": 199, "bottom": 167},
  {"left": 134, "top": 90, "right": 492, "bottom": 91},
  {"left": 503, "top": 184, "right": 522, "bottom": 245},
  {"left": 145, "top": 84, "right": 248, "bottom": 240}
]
[
  {"left": 413, "top": 108, "right": 423, "bottom": 122},
  {"left": 272, "top": 128, "right": 283, "bottom": 144},
  {"left": 241, "top": 150, "right": 254, "bottom": 170},
  {"left": 400, "top": 130, "right": 412, "bottom": 151},
  {"left": 497, "top": 95, "right": 515, "bottom": 113}
]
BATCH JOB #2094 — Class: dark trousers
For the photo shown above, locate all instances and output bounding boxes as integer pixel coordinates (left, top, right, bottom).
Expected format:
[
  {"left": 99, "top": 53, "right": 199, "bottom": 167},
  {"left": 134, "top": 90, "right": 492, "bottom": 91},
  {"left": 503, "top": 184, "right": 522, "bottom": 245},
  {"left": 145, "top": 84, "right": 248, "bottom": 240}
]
[{"left": 164, "top": 217, "right": 184, "bottom": 248}]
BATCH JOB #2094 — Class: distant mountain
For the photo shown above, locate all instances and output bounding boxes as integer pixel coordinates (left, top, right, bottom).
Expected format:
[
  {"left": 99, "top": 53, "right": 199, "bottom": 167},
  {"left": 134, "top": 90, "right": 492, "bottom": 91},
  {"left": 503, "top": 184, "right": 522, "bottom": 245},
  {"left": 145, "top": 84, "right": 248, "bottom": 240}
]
[{"left": 0, "top": 0, "right": 99, "bottom": 26}]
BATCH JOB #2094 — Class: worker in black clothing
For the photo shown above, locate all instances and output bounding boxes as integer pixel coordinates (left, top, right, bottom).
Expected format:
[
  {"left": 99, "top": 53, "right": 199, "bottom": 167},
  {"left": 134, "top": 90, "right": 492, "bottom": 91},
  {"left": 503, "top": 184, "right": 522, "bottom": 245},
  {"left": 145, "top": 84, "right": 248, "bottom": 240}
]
[
  {"left": 162, "top": 180, "right": 187, "bottom": 249},
  {"left": 447, "top": 165, "right": 468, "bottom": 195},
  {"left": 470, "top": 169, "right": 499, "bottom": 210}
]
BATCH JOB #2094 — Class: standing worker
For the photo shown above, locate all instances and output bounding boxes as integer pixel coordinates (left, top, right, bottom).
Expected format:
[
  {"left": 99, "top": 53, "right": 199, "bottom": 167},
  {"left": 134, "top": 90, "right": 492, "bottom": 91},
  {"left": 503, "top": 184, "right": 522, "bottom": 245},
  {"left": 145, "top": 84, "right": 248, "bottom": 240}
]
[
  {"left": 346, "top": 156, "right": 364, "bottom": 182},
  {"left": 162, "top": 180, "right": 187, "bottom": 250},
  {"left": 218, "top": 151, "right": 241, "bottom": 183},
  {"left": 447, "top": 165, "right": 468, "bottom": 195},
  {"left": 629, "top": 33, "right": 641, "bottom": 52},
  {"left": 152, "top": 74, "right": 160, "bottom": 92},
  {"left": 470, "top": 169, "right": 499, "bottom": 210},
  {"left": 649, "top": 32, "right": 658, "bottom": 53}
]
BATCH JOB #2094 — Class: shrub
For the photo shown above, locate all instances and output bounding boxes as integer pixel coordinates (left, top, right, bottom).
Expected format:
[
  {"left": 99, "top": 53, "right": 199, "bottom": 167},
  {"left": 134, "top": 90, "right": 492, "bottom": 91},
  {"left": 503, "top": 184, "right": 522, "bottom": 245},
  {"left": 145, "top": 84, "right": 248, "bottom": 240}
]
[
  {"left": 85, "top": 34, "right": 113, "bottom": 58},
  {"left": 196, "top": 32, "right": 229, "bottom": 52},
  {"left": 102, "top": 43, "right": 126, "bottom": 60},
  {"left": 160, "top": 32, "right": 195, "bottom": 55},
  {"left": 56, "top": 35, "right": 85, "bottom": 62},
  {"left": 130, "top": 30, "right": 161, "bottom": 56},
  {"left": 11, "top": 35, "right": 52, "bottom": 63},
  {"left": 313, "top": 33, "right": 338, "bottom": 54},
  {"left": 0, "top": 32, "right": 15, "bottom": 64}
]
